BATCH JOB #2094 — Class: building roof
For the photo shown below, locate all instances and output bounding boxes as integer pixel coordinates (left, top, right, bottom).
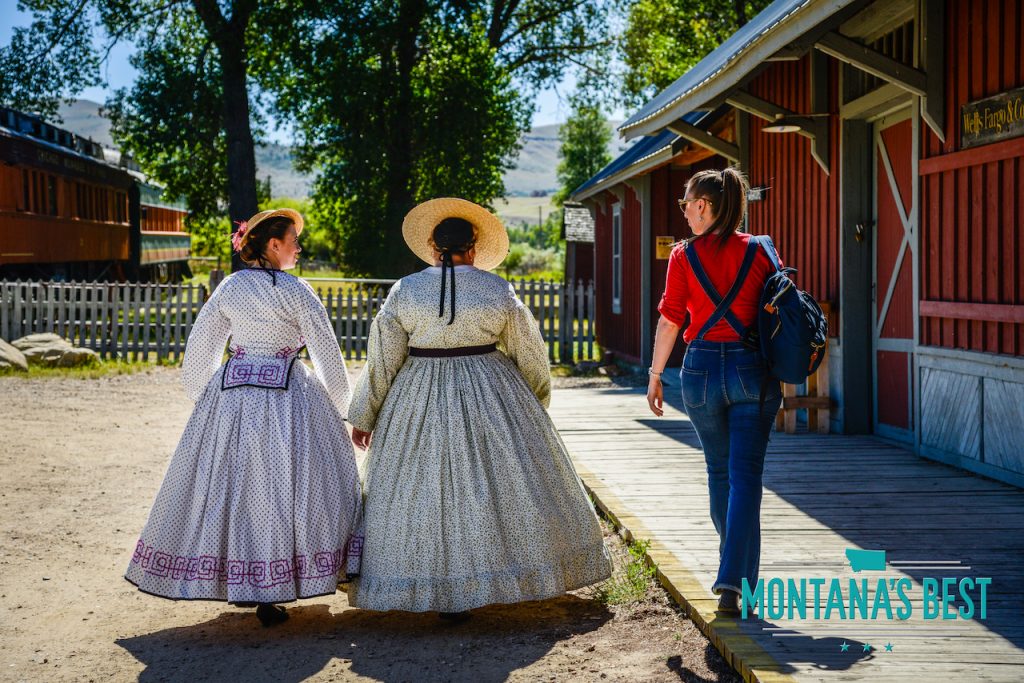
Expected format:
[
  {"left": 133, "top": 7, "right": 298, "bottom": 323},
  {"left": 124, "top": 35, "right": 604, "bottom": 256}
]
[
  {"left": 562, "top": 203, "right": 594, "bottom": 243},
  {"left": 571, "top": 111, "right": 706, "bottom": 201},
  {"left": 618, "top": 0, "right": 861, "bottom": 139}
]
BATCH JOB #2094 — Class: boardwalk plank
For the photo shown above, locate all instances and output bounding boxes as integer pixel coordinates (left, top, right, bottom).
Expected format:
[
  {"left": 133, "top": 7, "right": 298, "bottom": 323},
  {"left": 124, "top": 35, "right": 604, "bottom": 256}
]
[{"left": 550, "top": 384, "right": 1024, "bottom": 683}]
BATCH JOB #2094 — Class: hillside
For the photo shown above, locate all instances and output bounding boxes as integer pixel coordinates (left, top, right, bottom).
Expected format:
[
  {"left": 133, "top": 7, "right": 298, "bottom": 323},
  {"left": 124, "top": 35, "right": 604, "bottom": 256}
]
[{"left": 53, "top": 99, "right": 630, "bottom": 202}]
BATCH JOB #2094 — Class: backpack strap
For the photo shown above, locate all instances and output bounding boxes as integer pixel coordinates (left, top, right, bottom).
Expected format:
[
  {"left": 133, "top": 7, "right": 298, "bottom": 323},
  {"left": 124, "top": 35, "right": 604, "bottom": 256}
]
[
  {"left": 684, "top": 239, "right": 759, "bottom": 339},
  {"left": 751, "top": 234, "right": 782, "bottom": 272}
]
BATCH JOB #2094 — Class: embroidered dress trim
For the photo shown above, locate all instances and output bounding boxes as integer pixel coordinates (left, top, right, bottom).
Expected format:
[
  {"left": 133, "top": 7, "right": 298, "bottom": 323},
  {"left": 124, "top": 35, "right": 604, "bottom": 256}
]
[
  {"left": 129, "top": 535, "right": 364, "bottom": 587},
  {"left": 221, "top": 346, "right": 304, "bottom": 391}
]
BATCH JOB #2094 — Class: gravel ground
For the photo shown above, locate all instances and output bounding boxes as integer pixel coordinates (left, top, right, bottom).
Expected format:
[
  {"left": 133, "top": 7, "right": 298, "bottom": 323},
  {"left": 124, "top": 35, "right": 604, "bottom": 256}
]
[{"left": 0, "top": 366, "right": 739, "bottom": 682}]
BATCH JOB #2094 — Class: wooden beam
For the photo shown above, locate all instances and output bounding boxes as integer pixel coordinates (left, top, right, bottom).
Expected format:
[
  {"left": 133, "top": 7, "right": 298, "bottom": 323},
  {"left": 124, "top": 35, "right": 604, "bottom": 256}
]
[
  {"left": 726, "top": 91, "right": 830, "bottom": 174},
  {"left": 666, "top": 119, "right": 740, "bottom": 162},
  {"left": 809, "top": 50, "right": 830, "bottom": 171},
  {"left": 919, "top": 301, "right": 1024, "bottom": 324},
  {"left": 814, "top": 31, "right": 928, "bottom": 97},
  {"left": 919, "top": 136, "right": 1024, "bottom": 175},
  {"left": 735, "top": 110, "right": 749, "bottom": 173},
  {"left": 919, "top": 0, "right": 946, "bottom": 142}
]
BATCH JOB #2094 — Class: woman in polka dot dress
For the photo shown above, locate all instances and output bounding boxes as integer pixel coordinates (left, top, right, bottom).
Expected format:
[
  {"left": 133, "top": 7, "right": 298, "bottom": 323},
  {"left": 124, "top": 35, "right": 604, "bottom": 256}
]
[
  {"left": 347, "top": 198, "right": 611, "bottom": 619},
  {"left": 125, "top": 209, "right": 363, "bottom": 627}
]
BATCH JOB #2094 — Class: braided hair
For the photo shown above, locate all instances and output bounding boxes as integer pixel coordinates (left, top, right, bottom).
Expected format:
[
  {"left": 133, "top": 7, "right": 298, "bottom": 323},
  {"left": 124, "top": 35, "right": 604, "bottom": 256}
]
[{"left": 431, "top": 217, "right": 476, "bottom": 324}]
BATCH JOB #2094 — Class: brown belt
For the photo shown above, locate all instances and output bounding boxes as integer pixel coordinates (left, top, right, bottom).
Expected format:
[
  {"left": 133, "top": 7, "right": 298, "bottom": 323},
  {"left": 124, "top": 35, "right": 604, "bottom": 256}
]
[{"left": 408, "top": 343, "right": 497, "bottom": 358}]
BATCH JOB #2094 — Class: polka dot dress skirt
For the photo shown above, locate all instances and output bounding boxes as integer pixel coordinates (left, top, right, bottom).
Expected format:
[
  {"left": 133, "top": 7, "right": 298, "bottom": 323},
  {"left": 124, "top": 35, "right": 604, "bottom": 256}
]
[{"left": 125, "top": 362, "right": 363, "bottom": 603}]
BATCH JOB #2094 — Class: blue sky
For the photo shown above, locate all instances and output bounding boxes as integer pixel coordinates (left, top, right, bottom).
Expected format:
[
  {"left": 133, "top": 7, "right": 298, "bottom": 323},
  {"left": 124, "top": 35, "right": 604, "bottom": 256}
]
[{"left": 0, "top": 0, "right": 614, "bottom": 139}]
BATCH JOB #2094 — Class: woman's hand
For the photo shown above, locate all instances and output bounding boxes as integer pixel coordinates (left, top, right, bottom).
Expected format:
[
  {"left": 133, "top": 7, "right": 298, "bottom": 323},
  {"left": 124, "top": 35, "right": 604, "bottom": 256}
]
[
  {"left": 647, "top": 375, "right": 664, "bottom": 416},
  {"left": 351, "top": 427, "right": 372, "bottom": 450}
]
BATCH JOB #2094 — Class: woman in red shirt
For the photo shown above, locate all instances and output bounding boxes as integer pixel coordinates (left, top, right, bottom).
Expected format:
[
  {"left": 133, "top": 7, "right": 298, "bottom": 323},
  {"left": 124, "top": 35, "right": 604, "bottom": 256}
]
[{"left": 646, "top": 167, "right": 782, "bottom": 615}]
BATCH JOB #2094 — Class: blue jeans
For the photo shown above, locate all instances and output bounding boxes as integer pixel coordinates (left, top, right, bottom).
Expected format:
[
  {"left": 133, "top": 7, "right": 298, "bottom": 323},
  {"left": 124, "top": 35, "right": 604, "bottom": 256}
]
[{"left": 680, "top": 339, "right": 782, "bottom": 595}]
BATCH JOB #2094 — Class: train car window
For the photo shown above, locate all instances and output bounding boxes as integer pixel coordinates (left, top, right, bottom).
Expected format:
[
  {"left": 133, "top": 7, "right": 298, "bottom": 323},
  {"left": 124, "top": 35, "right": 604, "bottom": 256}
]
[
  {"left": 22, "top": 169, "right": 30, "bottom": 212},
  {"left": 47, "top": 175, "right": 58, "bottom": 216}
]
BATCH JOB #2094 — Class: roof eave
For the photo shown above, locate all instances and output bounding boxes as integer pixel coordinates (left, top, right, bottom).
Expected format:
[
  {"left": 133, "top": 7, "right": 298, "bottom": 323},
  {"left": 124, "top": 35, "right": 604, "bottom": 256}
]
[
  {"left": 570, "top": 142, "right": 676, "bottom": 203},
  {"left": 619, "top": 0, "right": 859, "bottom": 140}
]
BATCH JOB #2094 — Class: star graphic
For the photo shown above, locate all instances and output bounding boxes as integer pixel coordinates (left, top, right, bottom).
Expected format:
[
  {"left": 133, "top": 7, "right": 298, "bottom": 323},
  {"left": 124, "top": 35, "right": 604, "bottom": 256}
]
[
  {"left": 840, "top": 641, "right": 850, "bottom": 652},
  {"left": 885, "top": 643, "right": 894, "bottom": 652},
  {"left": 862, "top": 643, "right": 872, "bottom": 652}
]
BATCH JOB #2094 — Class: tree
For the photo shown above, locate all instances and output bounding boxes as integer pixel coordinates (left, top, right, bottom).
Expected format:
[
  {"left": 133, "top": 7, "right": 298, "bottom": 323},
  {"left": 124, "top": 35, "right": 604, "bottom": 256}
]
[
  {"left": 1, "top": 0, "right": 268, "bottom": 271},
  {"left": 619, "top": 0, "right": 772, "bottom": 106},
  {"left": 553, "top": 88, "right": 612, "bottom": 206},
  {"left": 265, "top": 0, "right": 609, "bottom": 277}
]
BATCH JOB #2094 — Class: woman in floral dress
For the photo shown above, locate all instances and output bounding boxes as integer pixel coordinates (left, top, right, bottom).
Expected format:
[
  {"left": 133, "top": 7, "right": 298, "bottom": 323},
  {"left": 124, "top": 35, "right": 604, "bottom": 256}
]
[{"left": 347, "top": 198, "right": 610, "bottom": 620}]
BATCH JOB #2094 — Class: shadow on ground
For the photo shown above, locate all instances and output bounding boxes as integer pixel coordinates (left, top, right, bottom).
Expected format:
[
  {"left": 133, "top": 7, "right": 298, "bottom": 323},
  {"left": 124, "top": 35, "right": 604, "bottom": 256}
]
[{"left": 117, "top": 595, "right": 612, "bottom": 683}]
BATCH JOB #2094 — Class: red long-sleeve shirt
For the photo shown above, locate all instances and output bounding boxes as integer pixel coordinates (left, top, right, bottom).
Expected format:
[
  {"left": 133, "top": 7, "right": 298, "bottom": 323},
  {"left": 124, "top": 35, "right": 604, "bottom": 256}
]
[{"left": 657, "top": 232, "right": 781, "bottom": 343}]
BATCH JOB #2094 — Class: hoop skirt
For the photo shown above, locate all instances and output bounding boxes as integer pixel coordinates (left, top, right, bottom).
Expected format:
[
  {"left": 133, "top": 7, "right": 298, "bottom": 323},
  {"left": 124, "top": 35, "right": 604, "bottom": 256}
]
[
  {"left": 347, "top": 266, "right": 610, "bottom": 613},
  {"left": 125, "top": 269, "right": 363, "bottom": 603}
]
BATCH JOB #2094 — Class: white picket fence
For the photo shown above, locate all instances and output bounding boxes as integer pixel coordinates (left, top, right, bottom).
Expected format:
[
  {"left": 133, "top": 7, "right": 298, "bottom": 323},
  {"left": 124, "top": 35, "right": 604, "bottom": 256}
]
[{"left": 0, "top": 277, "right": 596, "bottom": 363}]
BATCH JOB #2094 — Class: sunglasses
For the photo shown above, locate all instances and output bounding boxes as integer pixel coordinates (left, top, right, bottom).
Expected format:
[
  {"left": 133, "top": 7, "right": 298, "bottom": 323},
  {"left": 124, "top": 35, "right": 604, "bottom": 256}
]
[{"left": 677, "top": 197, "right": 712, "bottom": 210}]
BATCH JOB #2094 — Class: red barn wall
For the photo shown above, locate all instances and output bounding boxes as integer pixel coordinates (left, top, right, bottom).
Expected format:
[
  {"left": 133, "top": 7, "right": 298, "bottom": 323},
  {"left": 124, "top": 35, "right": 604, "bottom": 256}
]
[
  {"left": 746, "top": 57, "right": 841, "bottom": 336},
  {"left": 919, "top": 0, "right": 1024, "bottom": 356},
  {"left": 594, "top": 188, "right": 643, "bottom": 362}
]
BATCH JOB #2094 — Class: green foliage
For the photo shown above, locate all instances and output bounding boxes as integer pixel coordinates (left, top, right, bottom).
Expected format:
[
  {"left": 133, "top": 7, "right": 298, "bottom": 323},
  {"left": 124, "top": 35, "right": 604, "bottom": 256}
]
[
  {"left": 593, "top": 537, "right": 657, "bottom": 605},
  {"left": 503, "top": 207, "right": 564, "bottom": 278},
  {"left": 267, "top": 1, "right": 608, "bottom": 278},
  {"left": 554, "top": 89, "right": 612, "bottom": 206},
  {"left": 0, "top": 1, "right": 103, "bottom": 119},
  {"left": 105, "top": 8, "right": 233, "bottom": 225},
  {"left": 619, "top": 0, "right": 773, "bottom": 106}
]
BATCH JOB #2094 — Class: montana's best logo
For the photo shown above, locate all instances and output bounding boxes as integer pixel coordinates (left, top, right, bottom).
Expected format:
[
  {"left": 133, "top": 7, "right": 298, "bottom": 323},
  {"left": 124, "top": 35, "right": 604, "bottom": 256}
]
[{"left": 740, "top": 549, "right": 991, "bottom": 621}]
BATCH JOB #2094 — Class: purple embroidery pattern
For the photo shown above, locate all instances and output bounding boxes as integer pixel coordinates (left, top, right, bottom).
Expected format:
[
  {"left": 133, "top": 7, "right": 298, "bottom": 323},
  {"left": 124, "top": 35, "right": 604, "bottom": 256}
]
[{"left": 131, "top": 539, "right": 361, "bottom": 588}]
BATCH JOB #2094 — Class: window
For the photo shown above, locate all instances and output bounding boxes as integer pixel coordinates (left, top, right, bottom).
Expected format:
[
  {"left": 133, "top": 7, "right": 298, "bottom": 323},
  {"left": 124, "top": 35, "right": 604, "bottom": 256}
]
[
  {"left": 612, "top": 203, "right": 622, "bottom": 315},
  {"left": 46, "top": 175, "right": 58, "bottom": 216}
]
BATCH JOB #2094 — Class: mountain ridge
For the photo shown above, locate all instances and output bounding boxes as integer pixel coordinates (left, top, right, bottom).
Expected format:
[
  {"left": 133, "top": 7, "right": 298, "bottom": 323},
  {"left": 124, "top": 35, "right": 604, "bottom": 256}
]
[{"left": 54, "top": 99, "right": 630, "bottom": 199}]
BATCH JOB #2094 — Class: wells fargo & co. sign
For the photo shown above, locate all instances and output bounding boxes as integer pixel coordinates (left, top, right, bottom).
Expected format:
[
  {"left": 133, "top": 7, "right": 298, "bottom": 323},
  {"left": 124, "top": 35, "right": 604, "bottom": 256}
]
[{"left": 961, "top": 86, "right": 1024, "bottom": 149}]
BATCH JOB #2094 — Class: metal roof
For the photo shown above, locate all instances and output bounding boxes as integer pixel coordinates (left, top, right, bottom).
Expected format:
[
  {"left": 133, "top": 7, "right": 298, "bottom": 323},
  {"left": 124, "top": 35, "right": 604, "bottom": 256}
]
[
  {"left": 571, "top": 111, "right": 707, "bottom": 201},
  {"left": 619, "top": 0, "right": 860, "bottom": 139}
]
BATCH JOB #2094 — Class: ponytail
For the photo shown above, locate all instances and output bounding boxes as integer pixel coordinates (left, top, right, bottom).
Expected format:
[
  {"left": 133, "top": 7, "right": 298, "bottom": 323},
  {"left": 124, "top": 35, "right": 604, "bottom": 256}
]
[{"left": 687, "top": 166, "right": 750, "bottom": 250}]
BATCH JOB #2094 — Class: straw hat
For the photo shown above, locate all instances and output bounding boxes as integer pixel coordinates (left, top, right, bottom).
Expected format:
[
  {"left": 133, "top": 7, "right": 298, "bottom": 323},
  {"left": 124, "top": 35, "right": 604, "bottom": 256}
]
[
  {"left": 402, "top": 198, "right": 509, "bottom": 271},
  {"left": 235, "top": 208, "right": 304, "bottom": 254}
]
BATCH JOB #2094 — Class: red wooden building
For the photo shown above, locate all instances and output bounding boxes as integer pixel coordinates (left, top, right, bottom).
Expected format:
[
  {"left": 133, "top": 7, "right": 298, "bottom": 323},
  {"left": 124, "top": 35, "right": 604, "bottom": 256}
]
[{"left": 574, "top": 0, "right": 1024, "bottom": 487}]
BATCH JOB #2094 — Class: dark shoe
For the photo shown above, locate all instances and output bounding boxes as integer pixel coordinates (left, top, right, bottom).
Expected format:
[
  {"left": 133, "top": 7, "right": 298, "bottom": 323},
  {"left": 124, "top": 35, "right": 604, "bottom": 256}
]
[
  {"left": 232, "top": 601, "right": 258, "bottom": 608},
  {"left": 717, "top": 590, "right": 741, "bottom": 615},
  {"left": 438, "top": 611, "right": 471, "bottom": 624},
  {"left": 256, "top": 603, "right": 289, "bottom": 627}
]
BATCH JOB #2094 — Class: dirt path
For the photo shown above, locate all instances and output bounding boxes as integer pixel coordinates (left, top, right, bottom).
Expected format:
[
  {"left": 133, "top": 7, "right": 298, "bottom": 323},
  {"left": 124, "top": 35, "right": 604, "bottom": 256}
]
[{"left": 0, "top": 367, "right": 739, "bottom": 682}]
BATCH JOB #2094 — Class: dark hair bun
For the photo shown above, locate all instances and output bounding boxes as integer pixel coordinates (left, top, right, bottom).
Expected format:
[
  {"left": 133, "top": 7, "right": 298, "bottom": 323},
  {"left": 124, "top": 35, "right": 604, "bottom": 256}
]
[
  {"left": 432, "top": 217, "right": 476, "bottom": 252},
  {"left": 239, "top": 216, "right": 294, "bottom": 266}
]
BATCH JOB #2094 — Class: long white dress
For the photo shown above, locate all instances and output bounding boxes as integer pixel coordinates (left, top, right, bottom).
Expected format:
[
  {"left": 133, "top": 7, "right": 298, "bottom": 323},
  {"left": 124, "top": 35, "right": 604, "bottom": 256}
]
[
  {"left": 125, "top": 268, "right": 363, "bottom": 603},
  {"left": 347, "top": 265, "right": 611, "bottom": 613}
]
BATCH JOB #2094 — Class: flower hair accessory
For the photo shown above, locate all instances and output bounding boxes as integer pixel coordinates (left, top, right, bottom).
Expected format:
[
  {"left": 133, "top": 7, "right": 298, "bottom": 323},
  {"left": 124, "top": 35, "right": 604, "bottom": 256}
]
[{"left": 231, "top": 220, "right": 249, "bottom": 253}]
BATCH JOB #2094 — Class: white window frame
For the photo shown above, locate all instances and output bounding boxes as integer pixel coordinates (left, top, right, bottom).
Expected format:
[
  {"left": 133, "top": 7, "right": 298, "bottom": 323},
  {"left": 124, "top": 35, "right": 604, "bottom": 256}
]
[{"left": 611, "top": 203, "right": 622, "bottom": 315}]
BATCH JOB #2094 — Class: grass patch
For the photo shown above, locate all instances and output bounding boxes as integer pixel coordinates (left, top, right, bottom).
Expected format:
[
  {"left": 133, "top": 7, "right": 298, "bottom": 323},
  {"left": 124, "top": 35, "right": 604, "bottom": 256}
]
[
  {"left": 0, "top": 359, "right": 158, "bottom": 380},
  {"left": 592, "top": 536, "right": 657, "bottom": 606}
]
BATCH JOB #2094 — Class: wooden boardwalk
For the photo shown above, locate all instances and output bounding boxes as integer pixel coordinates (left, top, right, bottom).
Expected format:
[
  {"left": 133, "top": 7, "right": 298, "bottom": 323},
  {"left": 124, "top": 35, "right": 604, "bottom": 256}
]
[{"left": 549, "top": 382, "right": 1024, "bottom": 683}]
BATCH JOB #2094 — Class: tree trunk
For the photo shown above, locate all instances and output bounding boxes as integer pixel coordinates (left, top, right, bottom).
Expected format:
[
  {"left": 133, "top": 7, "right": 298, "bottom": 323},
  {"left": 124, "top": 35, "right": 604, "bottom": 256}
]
[
  {"left": 219, "top": 37, "right": 260, "bottom": 272},
  {"left": 192, "top": 0, "right": 259, "bottom": 272},
  {"left": 380, "top": 0, "right": 427, "bottom": 277}
]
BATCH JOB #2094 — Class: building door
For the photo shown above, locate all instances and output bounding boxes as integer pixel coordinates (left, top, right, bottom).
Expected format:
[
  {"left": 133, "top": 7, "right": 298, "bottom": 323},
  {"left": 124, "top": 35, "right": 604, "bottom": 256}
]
[{"left": 872, "top": 111, "right": 917, "bottom": 443}]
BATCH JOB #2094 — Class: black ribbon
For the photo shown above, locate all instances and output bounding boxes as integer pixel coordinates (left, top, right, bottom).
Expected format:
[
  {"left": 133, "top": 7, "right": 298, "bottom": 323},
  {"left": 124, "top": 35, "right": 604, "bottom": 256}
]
[{"left": 438, "top": 251, "right": 456, "bottom": 325}]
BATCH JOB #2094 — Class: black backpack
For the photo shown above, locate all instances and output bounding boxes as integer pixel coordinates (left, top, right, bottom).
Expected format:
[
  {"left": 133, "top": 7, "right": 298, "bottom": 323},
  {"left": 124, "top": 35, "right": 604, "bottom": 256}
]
[{"left": 684, "top": 235, "right": 827, "bottom": 384}]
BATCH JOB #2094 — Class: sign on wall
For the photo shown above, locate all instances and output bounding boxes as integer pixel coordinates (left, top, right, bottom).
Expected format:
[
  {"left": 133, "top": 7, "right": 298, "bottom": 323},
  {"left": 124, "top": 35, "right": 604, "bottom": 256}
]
[
  {"left": 656, "top": 236, "right": 676, "bottom": 259},
  {"left": 961, "top": 86, "right": 1024, "bottom": 149}
]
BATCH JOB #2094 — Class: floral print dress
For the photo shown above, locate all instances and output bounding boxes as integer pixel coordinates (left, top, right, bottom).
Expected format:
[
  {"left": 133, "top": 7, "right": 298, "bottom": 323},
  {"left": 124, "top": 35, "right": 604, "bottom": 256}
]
[{"left": 347, "top": 265, "right": 610, "bottom": 613}]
